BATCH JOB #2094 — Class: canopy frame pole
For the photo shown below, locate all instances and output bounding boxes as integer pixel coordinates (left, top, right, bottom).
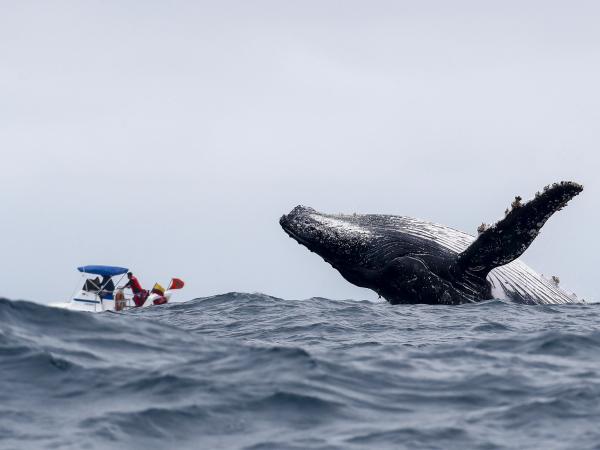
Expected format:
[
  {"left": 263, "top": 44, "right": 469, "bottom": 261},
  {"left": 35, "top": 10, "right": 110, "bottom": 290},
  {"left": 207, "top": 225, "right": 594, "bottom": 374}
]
[
  {"left": 79, "top": 267, "right": 96, "bottom": 312},
  {"left": 114, "top": 273, "right": 127, "bottom": 288}
]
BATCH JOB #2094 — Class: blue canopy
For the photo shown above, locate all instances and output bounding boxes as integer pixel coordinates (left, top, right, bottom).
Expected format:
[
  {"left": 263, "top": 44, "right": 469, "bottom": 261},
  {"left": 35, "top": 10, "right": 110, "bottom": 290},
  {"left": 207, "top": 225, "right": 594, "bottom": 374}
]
[{"left": 77, "top": 265, "right": 129, "bottom": 277}]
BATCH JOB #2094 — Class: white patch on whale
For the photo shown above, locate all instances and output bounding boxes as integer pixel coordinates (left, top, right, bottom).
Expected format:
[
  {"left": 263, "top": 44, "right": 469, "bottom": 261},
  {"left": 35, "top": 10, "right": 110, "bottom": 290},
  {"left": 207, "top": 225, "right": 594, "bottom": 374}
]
[{"left": 310, "top": 214, "right": 373, "bottom": 236}]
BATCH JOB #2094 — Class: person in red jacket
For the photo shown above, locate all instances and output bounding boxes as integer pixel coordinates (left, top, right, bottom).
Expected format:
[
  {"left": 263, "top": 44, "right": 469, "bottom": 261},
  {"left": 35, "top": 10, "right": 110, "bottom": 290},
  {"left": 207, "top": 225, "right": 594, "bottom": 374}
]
[{"left": 123, "top": 272, "right": 148, "bottom": 307}]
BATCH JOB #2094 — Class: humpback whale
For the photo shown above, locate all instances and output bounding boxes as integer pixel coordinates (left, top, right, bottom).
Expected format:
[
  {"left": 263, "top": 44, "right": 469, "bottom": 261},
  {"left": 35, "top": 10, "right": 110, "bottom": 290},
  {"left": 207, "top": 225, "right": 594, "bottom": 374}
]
[{"left": 280, "top": 181, "right": 583, "bottom": 305}]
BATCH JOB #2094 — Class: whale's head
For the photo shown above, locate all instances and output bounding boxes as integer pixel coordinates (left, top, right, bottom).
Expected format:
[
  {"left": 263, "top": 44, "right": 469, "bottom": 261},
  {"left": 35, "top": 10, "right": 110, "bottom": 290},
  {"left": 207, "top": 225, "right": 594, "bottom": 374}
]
[{"left": 279, "top": 205, "right": 380, "bottom": 273}]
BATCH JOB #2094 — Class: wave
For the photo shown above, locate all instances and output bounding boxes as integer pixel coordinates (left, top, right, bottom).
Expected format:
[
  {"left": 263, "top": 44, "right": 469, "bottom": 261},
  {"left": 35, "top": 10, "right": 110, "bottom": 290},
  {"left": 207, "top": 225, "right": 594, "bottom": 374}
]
[{"left": 2, "top": 294, "right": 600, "bottom": 449}]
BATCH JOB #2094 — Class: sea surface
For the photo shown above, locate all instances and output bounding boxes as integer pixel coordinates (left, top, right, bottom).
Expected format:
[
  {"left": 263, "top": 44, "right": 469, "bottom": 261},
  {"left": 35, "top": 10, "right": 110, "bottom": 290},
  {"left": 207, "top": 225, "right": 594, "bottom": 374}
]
[{"left": 2, "top": 293, "right": 600, "bottom": 450}]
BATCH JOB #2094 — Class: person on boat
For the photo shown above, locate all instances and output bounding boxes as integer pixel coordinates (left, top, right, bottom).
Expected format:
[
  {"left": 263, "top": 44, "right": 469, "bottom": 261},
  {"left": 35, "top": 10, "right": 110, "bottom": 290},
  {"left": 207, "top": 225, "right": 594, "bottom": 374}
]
[
  {"left": 123, "top": 272, "right": 148, "bottom": 307},
  {"left": 99, "top": 275, "right": 115, "bottom": 300}
]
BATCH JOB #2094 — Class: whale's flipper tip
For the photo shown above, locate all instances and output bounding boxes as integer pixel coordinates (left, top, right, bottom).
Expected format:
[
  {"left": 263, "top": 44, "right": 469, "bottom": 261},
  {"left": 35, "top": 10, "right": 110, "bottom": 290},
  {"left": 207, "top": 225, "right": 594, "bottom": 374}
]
[{"left": 457, "top": 181, "right": 583, "bottom": 277}]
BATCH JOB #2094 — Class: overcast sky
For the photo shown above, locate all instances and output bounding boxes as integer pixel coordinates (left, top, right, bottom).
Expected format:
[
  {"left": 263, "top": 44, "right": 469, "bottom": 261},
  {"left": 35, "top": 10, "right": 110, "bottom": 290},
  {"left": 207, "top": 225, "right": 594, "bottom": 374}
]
[{"left": 1, "top": 1, "right": 598, "bottom": 303}]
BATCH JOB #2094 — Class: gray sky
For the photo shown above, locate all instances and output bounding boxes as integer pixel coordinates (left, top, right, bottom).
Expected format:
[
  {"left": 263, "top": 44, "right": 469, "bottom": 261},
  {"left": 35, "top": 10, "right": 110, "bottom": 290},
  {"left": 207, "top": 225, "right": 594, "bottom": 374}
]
[{"left": 1, "top": 1, "right": 598, "bottom": 303}]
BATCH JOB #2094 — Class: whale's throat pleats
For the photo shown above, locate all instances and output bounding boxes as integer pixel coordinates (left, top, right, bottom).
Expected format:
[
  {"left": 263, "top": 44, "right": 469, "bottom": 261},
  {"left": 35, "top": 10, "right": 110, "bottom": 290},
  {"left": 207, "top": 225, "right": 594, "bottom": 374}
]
[{"left": 455, "top": 181, "right": 583, "bottom": 278}]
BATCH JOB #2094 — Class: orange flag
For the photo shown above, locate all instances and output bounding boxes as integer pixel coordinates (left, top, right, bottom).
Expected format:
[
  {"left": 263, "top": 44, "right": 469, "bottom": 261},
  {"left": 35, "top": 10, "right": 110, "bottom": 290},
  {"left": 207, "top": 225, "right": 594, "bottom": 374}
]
[{"left": 169, "top": 278, "right": 185, "bottom": 290}]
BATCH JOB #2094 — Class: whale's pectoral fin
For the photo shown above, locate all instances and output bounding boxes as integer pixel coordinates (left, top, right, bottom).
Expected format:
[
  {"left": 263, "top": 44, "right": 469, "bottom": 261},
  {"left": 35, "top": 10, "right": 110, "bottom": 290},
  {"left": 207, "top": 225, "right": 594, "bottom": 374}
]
[{"left": 456, "top": 181, "right": 583, "bottom": 277}]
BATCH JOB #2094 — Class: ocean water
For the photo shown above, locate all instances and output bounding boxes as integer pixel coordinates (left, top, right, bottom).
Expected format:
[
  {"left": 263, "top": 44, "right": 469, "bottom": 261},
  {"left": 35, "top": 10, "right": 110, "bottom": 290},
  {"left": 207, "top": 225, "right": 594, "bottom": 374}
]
[{"left": 2, "top": 294, "right": 600, "bottom": 450}]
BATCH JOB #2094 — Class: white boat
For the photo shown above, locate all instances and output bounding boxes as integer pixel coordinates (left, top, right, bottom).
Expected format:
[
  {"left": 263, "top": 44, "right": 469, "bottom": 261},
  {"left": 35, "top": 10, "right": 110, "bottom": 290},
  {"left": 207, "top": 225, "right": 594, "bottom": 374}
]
[{"left": 56, "top": 265, "right": 184, "bottom": 313}]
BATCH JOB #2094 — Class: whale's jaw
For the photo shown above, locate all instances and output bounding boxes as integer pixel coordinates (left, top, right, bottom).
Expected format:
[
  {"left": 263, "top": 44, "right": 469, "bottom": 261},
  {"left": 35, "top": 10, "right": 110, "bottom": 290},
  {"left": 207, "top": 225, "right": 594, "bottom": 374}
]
[{"left": 280, "top": 205, "right": 384, "bottom": 292}]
